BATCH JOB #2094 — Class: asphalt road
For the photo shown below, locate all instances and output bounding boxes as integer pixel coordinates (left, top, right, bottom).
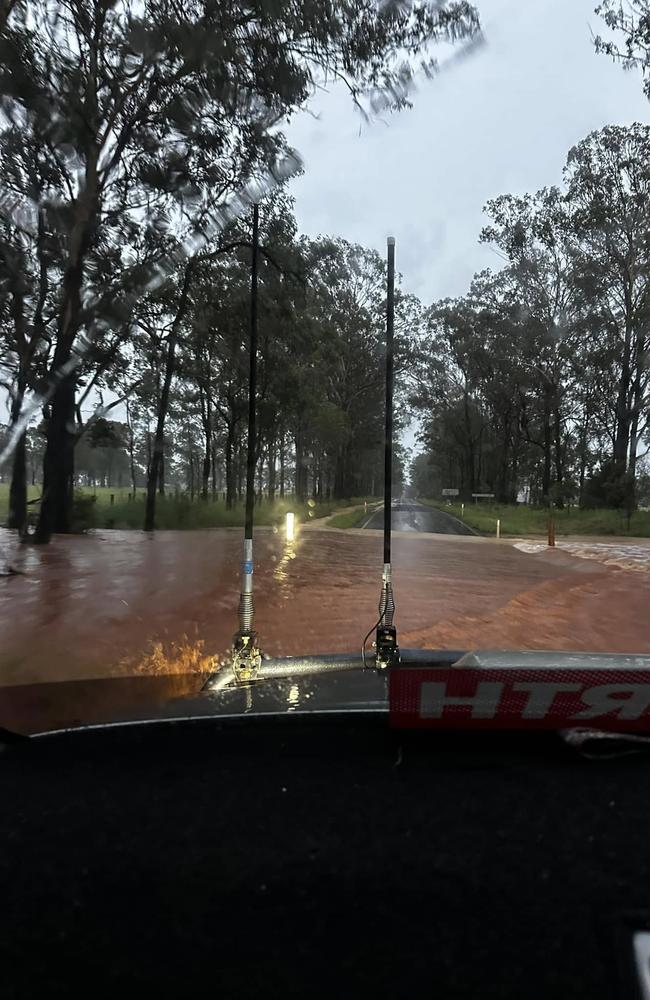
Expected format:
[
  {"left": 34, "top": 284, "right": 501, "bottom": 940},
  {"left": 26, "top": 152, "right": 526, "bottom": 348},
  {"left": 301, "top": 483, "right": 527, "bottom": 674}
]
[{"left": 363, "top": 501, "right": 476, "bottom": 535}]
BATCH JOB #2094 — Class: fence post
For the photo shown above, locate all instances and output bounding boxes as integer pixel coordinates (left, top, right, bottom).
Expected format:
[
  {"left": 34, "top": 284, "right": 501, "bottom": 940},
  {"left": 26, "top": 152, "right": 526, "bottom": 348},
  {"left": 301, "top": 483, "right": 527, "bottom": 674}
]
[{"left": 548, "top": 516, "right": 555, "bottom": 547}]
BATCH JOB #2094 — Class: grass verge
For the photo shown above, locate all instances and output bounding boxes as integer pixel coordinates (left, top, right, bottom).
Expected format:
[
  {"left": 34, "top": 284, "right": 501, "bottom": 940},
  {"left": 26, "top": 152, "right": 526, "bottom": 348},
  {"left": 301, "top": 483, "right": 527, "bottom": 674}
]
[
  {"left": 0, "top": 484, "right": 379, "bottom": 531},
  {"left": 418, "top": 497, "right": 650, "bottom": 537},
  {"left": 327, "top": 506, "right": 373, "bottom": 529}
]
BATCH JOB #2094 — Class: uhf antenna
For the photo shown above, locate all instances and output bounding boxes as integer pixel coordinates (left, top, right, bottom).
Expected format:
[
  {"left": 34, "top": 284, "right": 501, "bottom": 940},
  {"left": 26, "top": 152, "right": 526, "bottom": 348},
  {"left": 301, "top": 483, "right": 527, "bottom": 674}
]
[
  {"left": 375, "top": 236, "right": 400, "bottom": 669},
  {"left": 231, "top": 202, "right": 262, "bottom": 682}
]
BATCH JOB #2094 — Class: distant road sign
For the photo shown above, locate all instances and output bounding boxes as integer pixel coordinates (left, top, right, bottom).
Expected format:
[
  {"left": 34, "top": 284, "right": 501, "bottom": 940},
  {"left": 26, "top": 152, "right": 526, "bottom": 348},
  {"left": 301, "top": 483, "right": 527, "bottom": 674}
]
[
  {"left": 442, "top": 488, "right": 459, "bottom": 496},
  {"left": 472, "top": 493, "right": 495, "bottom": 499}
]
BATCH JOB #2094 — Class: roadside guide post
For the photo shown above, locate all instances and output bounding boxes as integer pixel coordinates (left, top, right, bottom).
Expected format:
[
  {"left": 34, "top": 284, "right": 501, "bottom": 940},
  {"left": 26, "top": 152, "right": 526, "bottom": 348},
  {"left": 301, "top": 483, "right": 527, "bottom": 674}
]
[
  {"left": 496, "top": 518, "right": 500, "bottom": 540},
  {"left": 461, "top": 503, "right": 465, "bottom": 518}
]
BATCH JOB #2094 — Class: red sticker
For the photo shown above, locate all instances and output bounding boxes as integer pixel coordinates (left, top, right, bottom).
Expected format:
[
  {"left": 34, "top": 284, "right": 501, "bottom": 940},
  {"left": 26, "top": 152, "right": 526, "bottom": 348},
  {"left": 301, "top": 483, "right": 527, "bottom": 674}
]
[{"left": 389, "top": 667, "right": 650, "bottom": 731}]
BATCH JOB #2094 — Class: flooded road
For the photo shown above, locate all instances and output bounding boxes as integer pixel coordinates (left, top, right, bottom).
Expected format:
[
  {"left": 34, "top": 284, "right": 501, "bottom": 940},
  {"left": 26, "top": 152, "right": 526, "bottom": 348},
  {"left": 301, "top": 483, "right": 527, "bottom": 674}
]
[
  {"left": 363, "top": 501, "right": 475, "bottom": 535},
  {"left": 1, "top": 524, "right": 649, "bottom": 686}
]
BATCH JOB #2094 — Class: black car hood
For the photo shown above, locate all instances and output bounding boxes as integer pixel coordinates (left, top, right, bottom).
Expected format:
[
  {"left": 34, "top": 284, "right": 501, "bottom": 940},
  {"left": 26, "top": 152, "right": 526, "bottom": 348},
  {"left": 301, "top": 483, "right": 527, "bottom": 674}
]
[{"left": 3, "top": 648, "right": 650, "bottom": 738}]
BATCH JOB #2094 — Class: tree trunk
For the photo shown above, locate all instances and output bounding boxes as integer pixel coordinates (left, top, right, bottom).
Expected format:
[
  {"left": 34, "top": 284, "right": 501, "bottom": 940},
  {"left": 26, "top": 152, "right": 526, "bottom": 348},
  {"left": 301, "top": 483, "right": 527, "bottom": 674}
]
[
  {"left": 201, "top": 438, "right": 210, "bottom": 500},
  {"left": 225, "top": 425, "right": 235, "bottom": 509},
  {"left": 36, "top": 376, "right": 76, "bottom": 540},
  {"left": 510, "top": 451, "right": 519, "bottom": 505},
  {"left": 613, "top": 322, "right": 632, "bottom": 482},
  {"left": 36, "top": 154, "right": 98, "bottom": 542},
  {"left": 295, "top": 432, "right": 306, "bottom": 501},
  {"left": 312, "top": 446, "right": 322, "bottom": 500},
  {"left": 463, "top": 389, "right": 476, "bottom": 494},
  {"left": 268, "top": 439, "right": 276, "bottom": 502},
  {"left": 157, "top": 450, "right": 165, "bottom": 496},
  {"left": 211, "top": 438, "right": 218, "bottom": 497},
  {"left": 553, "top": 404, "right": 564, "bottom": 507},
  {"left": 7, "top": 378, "right": 27, "bottom": 534},
  {"left": 279, "top": 435, "right": 285, "bottom": 498},
  {"left": 6, "top": 270, "right": 29, "bottom": 534},
  {"left": 542, "top": 388, "right": 552, "bottom": 503},
  {"left": 333, "top": 444, "right": 350, "bottom": 500},
  {"left": 257, "top": 452, "right": 264, "bottom": 502},
  {"left": 236, "top": 441, "right": 244, "bottom": 502},
  {"left": 578, "top": 402, "right": 589, "bottom": 505},
  {"left": 144, "top": 260, "right": 194, "bottom": 531},
  {"left": 8, "top": 430, "right": 27, "bottom": 535},
  {"left": 199, "top": 392, "right": 212, "bottom": 500},
  {"left": 628, "top": 335, "right": 645, "bottom": 487},
  {"left": 125, "top": 400, "right": 137, "bottom": 497}
]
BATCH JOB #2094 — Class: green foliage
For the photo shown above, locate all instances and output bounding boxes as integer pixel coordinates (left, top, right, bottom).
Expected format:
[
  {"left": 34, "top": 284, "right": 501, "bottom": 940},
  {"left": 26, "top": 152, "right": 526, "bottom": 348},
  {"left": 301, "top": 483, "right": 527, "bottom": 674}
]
[
  {"left": 87, "top": 419, "right": 125, "bottom": 451},
  {"left": 581, "top": 462, "right": 636, "bottom": 512},
  {"left": 411, "top": 122, "right": 650, "bottom": 513},
  {"left": 595, "top": 2, "right": 650, "bottom": 100},
  {"left": 0, "top": 0, "right": 480, "bottom": 538}
]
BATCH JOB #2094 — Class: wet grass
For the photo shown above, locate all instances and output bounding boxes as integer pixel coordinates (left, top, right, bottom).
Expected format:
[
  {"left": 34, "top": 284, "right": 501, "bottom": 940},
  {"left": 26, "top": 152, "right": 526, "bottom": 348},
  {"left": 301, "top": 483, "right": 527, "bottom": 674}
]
[
  {"left": 90, "top": 493, "right": 378, "bottom": 531},
  {"left": 327, "top": 505, "right": 374, "bottom": 529},
  {"left": 0, "top": 483, "right": 43, "bottom": 524},
  {"left": 418, "top": 497, "right": 650, "bottom": 537},
  {"left": 0, "top": 484, "right": 378, "bottom": 531}
]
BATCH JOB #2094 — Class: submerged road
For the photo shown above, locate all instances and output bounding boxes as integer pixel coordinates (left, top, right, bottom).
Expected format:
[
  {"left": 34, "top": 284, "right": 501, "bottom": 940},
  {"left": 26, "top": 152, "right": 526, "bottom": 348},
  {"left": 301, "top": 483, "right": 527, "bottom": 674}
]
[
  {"left": 363, "top": 501, "right": 476, "bottom": 536},
  {"left": 2, "top": 526, "right": 650, "bottom": 689}
]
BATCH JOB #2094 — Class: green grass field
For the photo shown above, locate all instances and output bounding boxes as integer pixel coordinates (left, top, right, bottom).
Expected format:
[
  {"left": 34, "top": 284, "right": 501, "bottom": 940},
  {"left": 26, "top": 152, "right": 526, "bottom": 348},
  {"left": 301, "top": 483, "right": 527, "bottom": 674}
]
[
  {"left": 418, "top": 497, "right": 650, "bottom": 537},
  {"left": 0, "top": 483, "right": 43, "bottom": 523},
  {"left": 327, "top": 504, "right": 376, "bottom": 529},
  {"left": 0, "top": 484, "right": 379, "bottom": 531}
]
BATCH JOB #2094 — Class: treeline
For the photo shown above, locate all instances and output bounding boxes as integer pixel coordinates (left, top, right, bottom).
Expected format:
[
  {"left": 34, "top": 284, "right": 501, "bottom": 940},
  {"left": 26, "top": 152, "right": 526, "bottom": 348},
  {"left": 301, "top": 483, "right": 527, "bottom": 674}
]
[
  {"left": 3, "top": 214, "right": 412, "bottom": 505},
  {"left": 0, "top": 0, "right": 479, "bottom": 539},
  {"left": 410, "top": 122, "right": 650, "bottom": 510}
]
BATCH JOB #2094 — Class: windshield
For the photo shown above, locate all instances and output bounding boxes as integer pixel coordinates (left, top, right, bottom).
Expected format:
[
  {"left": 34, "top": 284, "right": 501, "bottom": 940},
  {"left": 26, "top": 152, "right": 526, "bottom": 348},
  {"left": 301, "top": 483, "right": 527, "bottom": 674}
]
[{"left": 1, "top": 0, "right": 650, "bottom": 726}]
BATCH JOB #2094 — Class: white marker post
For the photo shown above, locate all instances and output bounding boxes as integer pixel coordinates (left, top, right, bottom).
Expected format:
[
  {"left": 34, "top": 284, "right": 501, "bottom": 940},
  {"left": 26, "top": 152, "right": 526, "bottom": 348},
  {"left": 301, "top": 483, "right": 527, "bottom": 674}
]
[{"left": 496, "top": 518, "right": 501, "bottom": 540}]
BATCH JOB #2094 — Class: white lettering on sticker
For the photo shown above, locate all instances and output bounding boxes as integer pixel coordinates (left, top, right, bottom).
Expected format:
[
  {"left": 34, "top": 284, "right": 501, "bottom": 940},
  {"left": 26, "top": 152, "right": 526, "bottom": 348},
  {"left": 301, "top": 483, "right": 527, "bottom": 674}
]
[
  {"left": 420, "top": 681, "right": 504, "bottom": 719},
  {"left": 513, "top": 682, "right": 583, "bottom": 719},
  {"left": 572, "top": 684, "right": 650, "bottom": 720}
]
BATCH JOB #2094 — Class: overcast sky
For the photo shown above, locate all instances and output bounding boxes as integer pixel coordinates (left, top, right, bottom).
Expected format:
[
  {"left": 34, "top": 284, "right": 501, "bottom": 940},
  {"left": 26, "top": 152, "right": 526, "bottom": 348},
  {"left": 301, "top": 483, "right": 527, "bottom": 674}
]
[{"left": 285, "top": 0, "right": 650, "bottom": 305}]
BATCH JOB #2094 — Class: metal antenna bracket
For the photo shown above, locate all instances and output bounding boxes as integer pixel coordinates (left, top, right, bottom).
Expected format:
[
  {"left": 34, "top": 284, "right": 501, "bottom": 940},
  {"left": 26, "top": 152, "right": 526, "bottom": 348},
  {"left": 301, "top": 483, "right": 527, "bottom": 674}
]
[{"left": 375, "top": 564, "right": 400, "bottom": 670}]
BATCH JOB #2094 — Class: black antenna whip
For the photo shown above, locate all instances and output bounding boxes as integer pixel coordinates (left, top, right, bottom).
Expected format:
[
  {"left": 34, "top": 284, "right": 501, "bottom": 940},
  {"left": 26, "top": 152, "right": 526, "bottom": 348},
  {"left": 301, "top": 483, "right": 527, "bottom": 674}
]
[
  {"left": 232, "top": 202, "right": 263, "bottom": 681},
  {"left": 375, "top": 236, "right": 400, "bottom": 669}
]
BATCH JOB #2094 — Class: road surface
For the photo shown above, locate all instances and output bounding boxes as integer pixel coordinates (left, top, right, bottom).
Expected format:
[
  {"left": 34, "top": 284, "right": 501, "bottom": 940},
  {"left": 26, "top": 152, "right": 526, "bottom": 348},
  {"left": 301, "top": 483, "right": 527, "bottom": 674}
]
[
  {"left": 363, "top": 501, "right": 475, "bottom": 535},
  {"left": 3, "top": 524, "right": 650, "bottom": 688}
]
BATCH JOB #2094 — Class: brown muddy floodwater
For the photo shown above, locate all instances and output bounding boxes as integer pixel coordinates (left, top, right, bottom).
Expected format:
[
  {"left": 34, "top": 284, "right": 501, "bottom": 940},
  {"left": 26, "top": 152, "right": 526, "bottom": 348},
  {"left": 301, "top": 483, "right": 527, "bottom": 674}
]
[{"left": 1, "top": 524, "right": 650, "bottom": 687}]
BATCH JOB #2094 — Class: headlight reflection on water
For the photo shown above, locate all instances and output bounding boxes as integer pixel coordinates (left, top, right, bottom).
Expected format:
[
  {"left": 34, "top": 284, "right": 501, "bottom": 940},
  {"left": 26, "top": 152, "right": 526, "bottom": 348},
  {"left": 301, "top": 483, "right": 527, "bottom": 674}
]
[{"left": 273, "top": 531, "right": 299, "bottom": 599}]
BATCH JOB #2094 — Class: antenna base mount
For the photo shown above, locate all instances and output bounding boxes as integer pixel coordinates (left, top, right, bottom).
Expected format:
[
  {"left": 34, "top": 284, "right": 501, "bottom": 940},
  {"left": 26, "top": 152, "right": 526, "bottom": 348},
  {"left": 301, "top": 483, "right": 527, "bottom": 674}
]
[{"left": 231, "top": 632, "right": 262, "bottom": 683}]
